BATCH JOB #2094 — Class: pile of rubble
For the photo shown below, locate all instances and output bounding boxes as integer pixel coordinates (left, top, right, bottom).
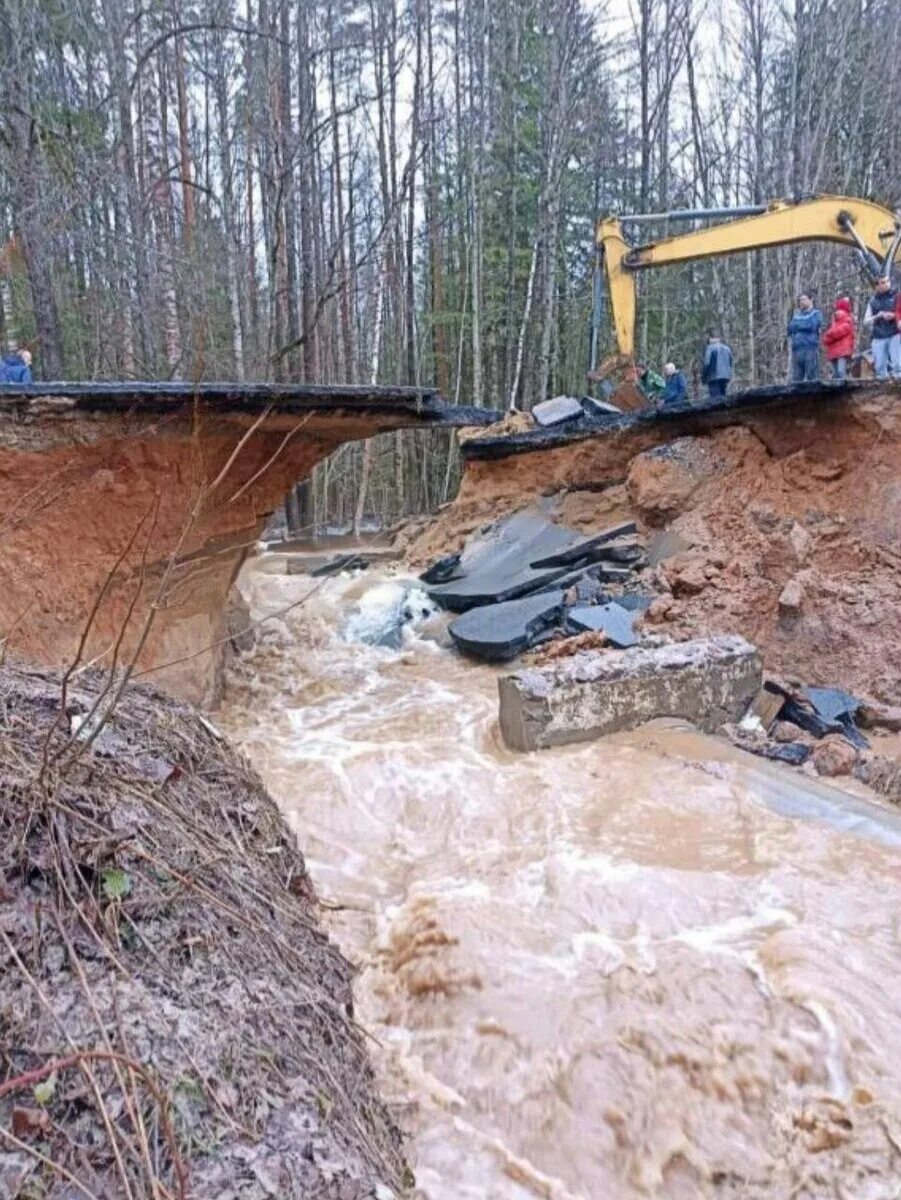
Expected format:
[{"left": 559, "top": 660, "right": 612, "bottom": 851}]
[
  {"left": 726, "top": 679, "right": 901, "bottom": 782},
  {"left": 420, "top": 510, "right": 650, "bottom": 661},
  {"left": 419, "top": 511, "right": 901, "bottom": 801}
]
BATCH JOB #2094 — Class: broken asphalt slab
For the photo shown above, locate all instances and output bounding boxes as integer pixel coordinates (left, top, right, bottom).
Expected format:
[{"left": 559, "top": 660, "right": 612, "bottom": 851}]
[
  {"left": 766, "top": 681, "right": 869, "bottom": 749},
  {"left": 425, "top": 510, "right": 587, "bottom": 612},
  {"left": 419, "top": 552, "right": 463, "bottom": 584},
  {"left": 566, "top": 602, "right": 638, "bottom": 648},
  {"left": 308, "top": 552, "right": 369, "bottom": 577},
  {"left": 529, "top": 522, "right": 638, "bottom": 569},
  {"left": 448, "top": 590, "right": 566, "bottom": 662}
]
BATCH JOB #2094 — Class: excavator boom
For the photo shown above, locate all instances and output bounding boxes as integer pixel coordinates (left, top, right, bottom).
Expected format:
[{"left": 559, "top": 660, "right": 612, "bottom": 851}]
[{"left": 595, "top": 195, "right": 901, "bottom": 363}]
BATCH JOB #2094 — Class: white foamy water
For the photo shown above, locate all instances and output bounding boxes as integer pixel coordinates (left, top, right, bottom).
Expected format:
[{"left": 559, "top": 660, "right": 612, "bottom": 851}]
[{"left": 220, "top": 558, "right": 901, "bottom": 1200}]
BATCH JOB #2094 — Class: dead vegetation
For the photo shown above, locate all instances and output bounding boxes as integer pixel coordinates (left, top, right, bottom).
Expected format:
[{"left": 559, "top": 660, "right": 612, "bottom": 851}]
[{"left": 0, "top": 659, "right": 407, "bottom": 1199}]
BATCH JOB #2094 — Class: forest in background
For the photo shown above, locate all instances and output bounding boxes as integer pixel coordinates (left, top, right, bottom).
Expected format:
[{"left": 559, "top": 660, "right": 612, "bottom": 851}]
[{"left": 1, "top": 0, "right": 900, "bottom": 530}]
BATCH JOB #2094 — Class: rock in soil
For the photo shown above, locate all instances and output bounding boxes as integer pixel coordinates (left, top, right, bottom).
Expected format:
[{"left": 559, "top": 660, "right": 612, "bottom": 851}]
[
  {"left": 778, "top": 576, "right": 805, "bottom": 614},
  {"left": 813, "top": 734, "right": 859, "bottom": 777},
  {"left": 772, "top": 720, "right": 816, "bottom": 745},
  {"left": 855, "top": 701, "right": 901, "bottom": 733}
]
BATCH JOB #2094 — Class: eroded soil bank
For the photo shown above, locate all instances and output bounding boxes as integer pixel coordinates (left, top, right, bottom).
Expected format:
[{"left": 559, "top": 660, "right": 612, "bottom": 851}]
[
  {"left": 0, "top": 660, "right": 406, "bottom": 1198},
  {"left": 408, "top": 388, "right": 901, "bottom": 700},
  {"left": 0, "top": 389, "right": 482, "bottom": 706}
]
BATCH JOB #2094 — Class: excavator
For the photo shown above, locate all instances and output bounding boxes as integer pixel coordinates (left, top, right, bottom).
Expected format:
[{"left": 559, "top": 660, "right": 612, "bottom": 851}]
[{"left": 589, "top": 194, "right": 901, "bottom": 409}]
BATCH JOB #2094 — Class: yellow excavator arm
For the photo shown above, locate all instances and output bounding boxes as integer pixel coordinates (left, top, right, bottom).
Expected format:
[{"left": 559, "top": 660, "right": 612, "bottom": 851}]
[{"left": 596, "top": 195, "right": 901, "bottom": 362}]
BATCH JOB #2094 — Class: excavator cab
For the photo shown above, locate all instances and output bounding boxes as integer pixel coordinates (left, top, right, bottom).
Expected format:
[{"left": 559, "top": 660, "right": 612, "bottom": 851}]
[{"left": 589, "top": 195, "right": 901, "bottom": 408}]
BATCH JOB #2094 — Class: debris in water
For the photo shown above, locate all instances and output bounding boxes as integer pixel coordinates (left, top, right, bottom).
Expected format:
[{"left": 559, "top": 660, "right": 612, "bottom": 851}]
[
  {"left": 748, "top": 686, "right": 786, "bottom": 732},
  {"left": 419, "top": 551, "right": 463, "bottom": 585},
  {"left": 310, "top": 551, "right": 370, "bottom": 577}
]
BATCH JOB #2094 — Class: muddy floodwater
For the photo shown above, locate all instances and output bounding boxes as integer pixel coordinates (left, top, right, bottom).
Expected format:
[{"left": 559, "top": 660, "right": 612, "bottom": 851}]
[{"left": 220, "top": 557, "right": 901, "bottom": 1200}]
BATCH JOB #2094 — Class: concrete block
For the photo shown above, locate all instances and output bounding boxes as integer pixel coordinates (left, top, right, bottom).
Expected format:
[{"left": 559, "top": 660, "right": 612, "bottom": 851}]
[
  {"left": 498, "top": 634, "right": 761, "bottom": 752},
  {"left": 532, "top": 395, "right": 584, "bottom": 427}
]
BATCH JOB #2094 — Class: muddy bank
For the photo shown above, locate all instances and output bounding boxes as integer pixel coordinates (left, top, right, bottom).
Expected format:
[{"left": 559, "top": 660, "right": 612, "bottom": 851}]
[
  {"left": 408, "top": 388, "right": 901, "bottom": 699},
  {"left": 0, "top": 660, "right": 406, "bottom": 1198}
]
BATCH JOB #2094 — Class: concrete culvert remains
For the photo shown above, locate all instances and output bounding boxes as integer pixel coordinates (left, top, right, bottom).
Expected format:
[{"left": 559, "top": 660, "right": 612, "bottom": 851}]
[{"left": 0, "top": 660, "right": 407, "bottom": 1199}]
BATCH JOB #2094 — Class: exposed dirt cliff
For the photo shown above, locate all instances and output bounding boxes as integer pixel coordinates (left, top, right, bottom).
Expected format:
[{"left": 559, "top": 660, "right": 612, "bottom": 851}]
[{"left": 407, "top": 388, "right": 901, "bottom": 700}]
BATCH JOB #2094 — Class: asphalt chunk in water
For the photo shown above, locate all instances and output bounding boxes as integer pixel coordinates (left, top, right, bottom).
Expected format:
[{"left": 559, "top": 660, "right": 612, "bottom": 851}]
[{"left": 449, "top": 590, "right": 566, "bottom": 661}]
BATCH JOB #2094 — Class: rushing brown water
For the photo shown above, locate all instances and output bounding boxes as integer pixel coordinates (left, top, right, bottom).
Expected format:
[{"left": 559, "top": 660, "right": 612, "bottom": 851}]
[{"left": 220, "top": 557, "right": 901, "bottom": 1200}]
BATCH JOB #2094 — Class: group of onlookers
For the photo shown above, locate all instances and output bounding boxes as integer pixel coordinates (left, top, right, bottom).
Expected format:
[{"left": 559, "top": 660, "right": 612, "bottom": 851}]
[
  {"left": 640, "top": 275, "right": 901, "bottom": 406},
  {"left": 639, "top": 332, "right": 735, "bottom": 406},
  {"left": 788, "top": 277, "right": 901, "bottom": 383}
]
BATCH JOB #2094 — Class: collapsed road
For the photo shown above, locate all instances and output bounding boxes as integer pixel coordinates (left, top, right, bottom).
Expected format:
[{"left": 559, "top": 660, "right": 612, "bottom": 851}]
[{"left": 0, "top": 380, "right": 497, "bottom": 703}]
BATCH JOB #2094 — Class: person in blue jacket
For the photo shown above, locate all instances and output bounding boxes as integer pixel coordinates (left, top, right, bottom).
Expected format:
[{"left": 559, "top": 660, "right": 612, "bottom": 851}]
[
  {"left": 661, "top": 361, "right": 688, "bottom": 406},
  {"left": 701, "top": 332, "right": 733, "bottom": 399},
  {"left": 787, "top": 294, "right": 823, "bottom": 382},
  {"left": 0, "top": 348, "right": 32, "bottom": 383}
]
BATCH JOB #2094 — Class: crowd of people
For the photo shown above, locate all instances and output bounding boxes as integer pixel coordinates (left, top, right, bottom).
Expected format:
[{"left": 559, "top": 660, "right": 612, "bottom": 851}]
[{"left": 638, "top": 274, "right": 901, "bottom": 406}]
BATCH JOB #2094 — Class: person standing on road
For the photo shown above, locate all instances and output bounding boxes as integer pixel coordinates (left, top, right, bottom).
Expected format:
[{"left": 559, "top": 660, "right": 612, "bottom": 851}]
[
  {"left": 0, "top": 347, "right": 32, "bottom": 383},
  {"left": 787, "top": 293, "right": 823, "bottom": 382},
  {"left": 702, "top": 333, "right": 733, "bottom": 400},
  {"left": 822, "top": 297, "right": 855, "bottom": 382},
  {"left": 661, "top": 362, "right": 688, "bottom": 406},
  {"left": 863, "top": 276, "right": 901, "bottom": 380}
]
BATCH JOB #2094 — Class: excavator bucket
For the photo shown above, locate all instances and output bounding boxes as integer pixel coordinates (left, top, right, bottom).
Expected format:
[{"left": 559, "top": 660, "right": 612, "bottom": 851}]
[{"left": 587, "top": 354, "right": 647, "bottom": 412}]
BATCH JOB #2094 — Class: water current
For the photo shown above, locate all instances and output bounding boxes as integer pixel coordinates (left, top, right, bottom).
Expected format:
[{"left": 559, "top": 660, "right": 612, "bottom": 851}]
[{"left": 220, "top": 556, "right": 901, "bottom": 1199}]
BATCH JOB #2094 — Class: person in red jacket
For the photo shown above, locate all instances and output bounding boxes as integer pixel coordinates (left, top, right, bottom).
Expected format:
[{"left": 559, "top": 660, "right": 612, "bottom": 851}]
[{"left": 822, "top": 297, "right": 855, "bottom": 381}]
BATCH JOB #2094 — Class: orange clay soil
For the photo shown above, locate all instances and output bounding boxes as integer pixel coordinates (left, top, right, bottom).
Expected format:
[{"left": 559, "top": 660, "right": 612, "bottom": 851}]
[{"left": 0, "top": 406, "right": 422, "bottom": 704}]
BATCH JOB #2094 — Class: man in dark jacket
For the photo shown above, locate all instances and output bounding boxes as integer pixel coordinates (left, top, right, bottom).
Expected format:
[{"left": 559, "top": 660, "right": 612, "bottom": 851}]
[
  {"left": 661, "top": 362, "right": 688, "bottom": 406},
  {"left": 702, "top": 333, "right": 733, "bottom": 399},
  {"left": 0, "top": 348, "right": 32, "bottom": 383},
  {"left": 863, "top": 277, "right": 901, "bottom": 380},
  {"left": 787, "top": 294, "right": 823, "bottom": 382}
]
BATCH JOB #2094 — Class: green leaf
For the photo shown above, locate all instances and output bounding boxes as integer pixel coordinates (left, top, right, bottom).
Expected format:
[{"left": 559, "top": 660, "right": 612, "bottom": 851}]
[
  {"left": 33, "top": 1072, "right": 57, "bottom": 1105},
  {"left": 102, "top": 868, "right": 132, "bottom": 901}
]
